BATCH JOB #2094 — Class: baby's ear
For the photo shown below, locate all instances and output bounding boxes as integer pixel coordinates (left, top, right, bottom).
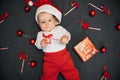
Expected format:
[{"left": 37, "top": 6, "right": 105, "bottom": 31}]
[
  {"left": 55, "top": 21, "right": 59, "bottom": 25},
  {"left": 53, "top": 15, "right": 59, "bottom": 25}
]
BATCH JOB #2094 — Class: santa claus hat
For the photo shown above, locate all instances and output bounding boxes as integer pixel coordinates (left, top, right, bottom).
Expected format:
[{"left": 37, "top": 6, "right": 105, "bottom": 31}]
[{"left": 25, "top": 0, "right": 62, "bottom": 24}]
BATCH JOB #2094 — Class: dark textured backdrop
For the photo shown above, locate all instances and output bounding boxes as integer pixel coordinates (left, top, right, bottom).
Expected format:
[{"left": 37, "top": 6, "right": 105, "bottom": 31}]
[{"left": 0, "top": 0, "right": 120, "bottom": 80}]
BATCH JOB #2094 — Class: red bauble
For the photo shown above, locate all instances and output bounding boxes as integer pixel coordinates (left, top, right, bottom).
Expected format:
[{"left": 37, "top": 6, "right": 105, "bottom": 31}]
[
  {"left": 100, "top": 47, "right": 107, "bottom": 53},
  {"left": 115, "top": 24, "right": 120, "bottom": 30},
  {"left": 29, "top": 61, "right": 36, "bottom": 68},
  {"left": 89, "top": 10, "right": 96, "bottom": 17},
  {"left": 17, "top": 30, "right": 23, "bottom": 37},
  {"left": 24, "top": 6, "right": 30, "bottom": 12},
  {"left": 29, "top": 38, "right": 35, "bottom": 45}
]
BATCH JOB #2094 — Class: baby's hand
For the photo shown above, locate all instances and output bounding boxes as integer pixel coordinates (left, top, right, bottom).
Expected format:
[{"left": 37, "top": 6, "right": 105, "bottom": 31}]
[
  {"left": 60, "top": 35, "right": 69, "bottom": 44},
  {"left": 40, "top": 38, "right": 48, "bottom": 48}
]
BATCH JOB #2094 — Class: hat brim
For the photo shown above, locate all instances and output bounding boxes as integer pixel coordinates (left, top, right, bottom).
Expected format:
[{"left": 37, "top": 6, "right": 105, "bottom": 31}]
[{"left": 35, "top": 4, "right": 62, "bottom": 24}]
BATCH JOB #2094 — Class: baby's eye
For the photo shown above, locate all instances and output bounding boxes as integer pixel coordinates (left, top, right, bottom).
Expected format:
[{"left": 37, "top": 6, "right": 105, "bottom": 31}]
[
  {"left": 49, "top": 19, "right": 52, "bottom": 22},
  {"left": 41, "top": 21, "right": 45, "bottom": 24}
]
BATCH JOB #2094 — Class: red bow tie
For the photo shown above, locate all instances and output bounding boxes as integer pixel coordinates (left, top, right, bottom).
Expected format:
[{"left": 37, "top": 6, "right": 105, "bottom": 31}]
[{"left": 42, "top": 33, "right": 53, "bottom": 39}]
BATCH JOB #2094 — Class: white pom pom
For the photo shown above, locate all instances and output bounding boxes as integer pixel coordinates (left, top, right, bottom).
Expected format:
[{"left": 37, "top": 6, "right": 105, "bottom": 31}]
[{"left": 28, "top": 1, "right": 33, "bottom": 6}]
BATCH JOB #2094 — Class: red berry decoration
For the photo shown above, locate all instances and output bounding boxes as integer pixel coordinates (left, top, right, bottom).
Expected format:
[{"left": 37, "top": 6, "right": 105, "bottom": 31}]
[
  {"left": 100, "top": 47, "right": 107, "bottom": 53},
  {"left": 29, "top": 60, "right": 36, "bottom": 68},
  {"left": 29, "top": 38, "right": 35, "bottom": 45},
  {"left": 115, "top": 24, "right": 120, "bottom": 30},
  {"left": 89, "top": 10, "right": 96, "bottom": 17},
  {"left": 17, "top": 30, "right": 23, "bottom": 37},
  {"left": 24, "top": 6, "right": 30, "bottom": 12}
]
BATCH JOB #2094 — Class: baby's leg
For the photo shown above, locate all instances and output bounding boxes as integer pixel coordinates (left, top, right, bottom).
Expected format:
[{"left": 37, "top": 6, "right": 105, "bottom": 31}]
[
  {"left": 60, "top": 52, "right": 80, "bottom": 80},
  {"left": 40, "top": 61, "right": 59, "bottom": 80}
]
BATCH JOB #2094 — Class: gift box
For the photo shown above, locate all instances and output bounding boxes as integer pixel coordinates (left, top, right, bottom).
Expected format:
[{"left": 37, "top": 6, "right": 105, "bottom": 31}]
[{"left": 74, "top": 37, "right": 99, "bottom": 62}]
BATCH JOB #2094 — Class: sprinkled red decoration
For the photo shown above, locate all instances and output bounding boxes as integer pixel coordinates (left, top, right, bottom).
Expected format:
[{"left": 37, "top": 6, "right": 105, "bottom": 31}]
[
  {"left": 17, "top": 30, "right": 23, "bottom": 37},
  {"left": 29, "top": 38, "right": 35, "bottom": 45},
  {"left": 89, "top": 10, "right": 96, "bottom": 17},
  {"left": 29, "top": 60, "right": 36, "bottom": 68},
  {"left": 24, "top": 6, "right": 30, "bottom": 12},
  {"left": 115, "top": 24, "right": 120, "bottom": 30},
  {"left": 100, "top": 47, "right": 107, "bottom": 53}
]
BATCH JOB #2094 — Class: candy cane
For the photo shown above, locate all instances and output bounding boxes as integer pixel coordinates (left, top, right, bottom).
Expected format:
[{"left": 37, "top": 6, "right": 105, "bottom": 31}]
[
  {"left": 18, "top": 52, "right": 28, "bottom": 73},
  {"left": 88, "top": 3, "right": 111, "bottom": 16},
  {"left": 64, "top": 1, "right": 79, "bottom": 16},
  {"left": 0, "top": 12, "right": 9, "bottom": 24},
  {"left": 78, "top": 19, "right": 101, "bottom": 30},
  {"left": 88, "top": 3, "right": 103, "bottom": 12},
  {"left": 0, "top": 47, "right": 9, "bottom": 50}
]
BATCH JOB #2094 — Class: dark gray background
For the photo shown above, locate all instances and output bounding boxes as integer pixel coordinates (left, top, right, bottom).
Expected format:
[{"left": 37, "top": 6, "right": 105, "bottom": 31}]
[{"left": 0, "top": 0, "right": 120, "bottom": 80}]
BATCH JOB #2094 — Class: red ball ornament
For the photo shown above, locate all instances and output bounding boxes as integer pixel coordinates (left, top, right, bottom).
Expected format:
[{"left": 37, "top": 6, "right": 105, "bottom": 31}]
[
  {"left": 29, "top": 61, "right": 36, "bottom": 68},
  {"left": 115, "top": 24, "right": 120, "bottom": 30},
  {"left": 24, "top": 6, "right": 30, "bottom": 12},
  {"left": 89, "top": 10, "right": 96, "bottom": 17},
  {"left": 29, "top": 38, "right": 35, "bottom": 45},
  {"left": 17, "top": 30, "right": 23, "bottom": 37},
  {"left": 100, "top": 47, "right": 107, "bottom": 53}
]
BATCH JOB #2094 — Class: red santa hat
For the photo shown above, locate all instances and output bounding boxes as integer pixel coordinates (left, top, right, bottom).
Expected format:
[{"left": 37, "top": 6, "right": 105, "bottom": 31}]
[{"left": 25, "top": 0, "right": 62, "bottom": 24}]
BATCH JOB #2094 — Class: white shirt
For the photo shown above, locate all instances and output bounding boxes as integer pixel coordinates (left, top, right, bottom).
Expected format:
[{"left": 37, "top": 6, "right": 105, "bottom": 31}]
[{"left": 35, "top": 25, "right": 71, "bottom": 53}]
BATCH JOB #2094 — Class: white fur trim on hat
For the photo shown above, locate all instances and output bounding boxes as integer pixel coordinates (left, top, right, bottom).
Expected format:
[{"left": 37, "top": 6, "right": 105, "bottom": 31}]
[
  {"left": 35, "top": 4, "right": 62, "bottom": 24},
  {"left": 28, "top": 1, "right": 33, "bottom": 6}
]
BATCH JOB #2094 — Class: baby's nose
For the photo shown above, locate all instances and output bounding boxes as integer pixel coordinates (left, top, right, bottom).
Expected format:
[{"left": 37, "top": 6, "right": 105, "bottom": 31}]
[{"left": 45, "top": 22, "right": 49, "bottom": 26}]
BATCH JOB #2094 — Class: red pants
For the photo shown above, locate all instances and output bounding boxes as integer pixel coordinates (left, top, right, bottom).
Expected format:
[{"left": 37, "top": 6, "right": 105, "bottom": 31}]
[{"left": 40, "top": 48, "right": 80, "bottom": 80}]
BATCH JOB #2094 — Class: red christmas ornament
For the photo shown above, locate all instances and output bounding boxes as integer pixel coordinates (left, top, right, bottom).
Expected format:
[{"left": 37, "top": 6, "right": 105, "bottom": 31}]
[
  {"left": 24, "top": 6, "right": 30, "bottom": 12},
  {"left": 89, "top": 10, "right": 96, "bottom": 17},
  {"left": 17, "top": 30, "right": 23, "bottom": 37},
  {"left": 100, "top": 47, "right": 107, "bottom": 53},
  {"left": 29, "top": 60, "right": 36, "bottom": 68},
  {"left": 115, "top": 24, "right": 120, "bottom": 30},
  {"left": 29, "top": 38, "right": 35, "bottom": 45}
]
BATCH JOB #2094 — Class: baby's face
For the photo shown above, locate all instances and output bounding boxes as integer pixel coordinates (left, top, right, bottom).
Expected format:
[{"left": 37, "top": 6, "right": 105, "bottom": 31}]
[{"left": 37, "top": 12, "right": 57, "bottom": 32}]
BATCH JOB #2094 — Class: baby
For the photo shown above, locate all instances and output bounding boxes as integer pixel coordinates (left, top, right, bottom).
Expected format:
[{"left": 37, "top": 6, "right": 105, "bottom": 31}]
[{"left": 34, "top": 1, "right": 80, "bottom": 80}]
